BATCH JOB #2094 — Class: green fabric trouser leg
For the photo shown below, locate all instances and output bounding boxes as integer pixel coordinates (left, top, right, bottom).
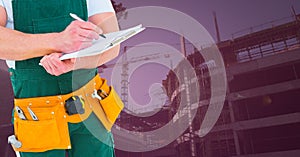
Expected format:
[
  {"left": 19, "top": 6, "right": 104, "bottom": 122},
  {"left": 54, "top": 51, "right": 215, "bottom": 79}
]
[{"left": 20, "top": 113, "right": 115, "bottom": 157}]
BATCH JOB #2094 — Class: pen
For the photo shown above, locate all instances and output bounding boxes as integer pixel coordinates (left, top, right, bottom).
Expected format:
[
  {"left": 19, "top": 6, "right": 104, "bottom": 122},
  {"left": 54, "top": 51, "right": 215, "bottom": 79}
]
[{"left": 69, "top": 13, "right": 106, "bottom": 39}]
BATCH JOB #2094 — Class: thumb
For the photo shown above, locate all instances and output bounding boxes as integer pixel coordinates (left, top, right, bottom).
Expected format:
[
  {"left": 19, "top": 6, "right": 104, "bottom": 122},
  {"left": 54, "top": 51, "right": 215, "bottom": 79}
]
[{"left": 70, "top": 58, "right": 76, "bottom": 63}]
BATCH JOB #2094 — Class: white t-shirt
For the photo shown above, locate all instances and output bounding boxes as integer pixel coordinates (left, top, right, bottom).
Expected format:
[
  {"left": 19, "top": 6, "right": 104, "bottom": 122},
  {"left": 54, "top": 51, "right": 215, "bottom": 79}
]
[{"left": 0, "top": 0, "right": 115, "bottom": 68}]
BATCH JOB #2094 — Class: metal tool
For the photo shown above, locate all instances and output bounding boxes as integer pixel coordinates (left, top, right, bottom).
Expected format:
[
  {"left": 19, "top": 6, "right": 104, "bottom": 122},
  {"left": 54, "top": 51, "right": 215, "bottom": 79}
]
[
  {"left": 92, "top": 89, "right": 102, "bottom": 100},
  {"left": 8, "top": 135, "right": 22, "bottom": 148},
  {"left": 91, "top": 89, "right": 108, "bottom": 100},
  {"left": 27, "top": 106, "right": 38, "bottom": 121},
  {"left": 15, "top": 106, "right": 26, "bottom": 120}
]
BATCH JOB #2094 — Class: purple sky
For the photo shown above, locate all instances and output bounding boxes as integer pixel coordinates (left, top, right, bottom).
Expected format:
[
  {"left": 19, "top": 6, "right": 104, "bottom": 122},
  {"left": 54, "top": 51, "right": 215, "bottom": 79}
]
[
  {"left": 118, "top": 0, "right": 300, "bottom": 41},
  {"left": 103, "top": 0, "right": 300, "bottom": 106}
]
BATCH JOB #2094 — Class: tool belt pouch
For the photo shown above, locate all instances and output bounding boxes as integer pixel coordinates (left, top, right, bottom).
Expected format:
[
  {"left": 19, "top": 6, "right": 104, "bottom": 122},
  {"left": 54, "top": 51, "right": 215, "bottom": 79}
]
[
  {"left": 13, "top": 104, "right": 70, "bottom": 152},
  {"left": 92, "top": 81, "right": 124, "bottom": 131},
  {"left": 100, "top": 86, "right": 124, "bottom": 125}
]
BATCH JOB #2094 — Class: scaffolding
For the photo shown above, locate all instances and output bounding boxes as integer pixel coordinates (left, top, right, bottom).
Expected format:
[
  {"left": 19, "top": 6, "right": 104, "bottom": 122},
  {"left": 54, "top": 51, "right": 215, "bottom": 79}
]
[
  {"left": 160, "top": 13, "right": 300, "bottom": 157},
  {"left": 220, "top": 14, "right": 300, "bottom": 65}
]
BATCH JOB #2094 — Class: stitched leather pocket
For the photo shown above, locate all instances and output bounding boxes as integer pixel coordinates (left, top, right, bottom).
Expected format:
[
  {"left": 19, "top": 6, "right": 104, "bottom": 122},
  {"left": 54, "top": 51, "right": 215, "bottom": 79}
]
[
  {"left": 100, "top": 86, "right": 124, "bottom": 124},
  {"left": 15, "top": 118, "right": 60, "bottom": 149},
  {"left": 13, "top": 105, "right": 71, "bottom": 152}
]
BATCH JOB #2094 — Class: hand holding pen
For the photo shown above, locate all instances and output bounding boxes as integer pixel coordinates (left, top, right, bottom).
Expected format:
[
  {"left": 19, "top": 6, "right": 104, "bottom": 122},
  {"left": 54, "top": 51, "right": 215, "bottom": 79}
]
[
  {"left": 52, "top": 13, "right": 103, "bottom": 53},
  {"left": 70, "top": 13, "right": 106, "bottom": 39},
  {"left": 40, "top": 13, "right": 103, "bottom": 66}
]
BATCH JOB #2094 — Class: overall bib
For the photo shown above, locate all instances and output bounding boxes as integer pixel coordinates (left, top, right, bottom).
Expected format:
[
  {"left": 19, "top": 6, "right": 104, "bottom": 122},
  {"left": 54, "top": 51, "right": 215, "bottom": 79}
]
[{"left": 10, "top": 0, "right": 117, "bottom": 156}]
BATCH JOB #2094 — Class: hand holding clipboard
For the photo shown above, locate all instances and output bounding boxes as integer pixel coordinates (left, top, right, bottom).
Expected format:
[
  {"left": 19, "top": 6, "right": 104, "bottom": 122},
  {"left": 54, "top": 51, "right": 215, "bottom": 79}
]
[{"left": 60, "top": 24, "right": 145, "bottom": 60}]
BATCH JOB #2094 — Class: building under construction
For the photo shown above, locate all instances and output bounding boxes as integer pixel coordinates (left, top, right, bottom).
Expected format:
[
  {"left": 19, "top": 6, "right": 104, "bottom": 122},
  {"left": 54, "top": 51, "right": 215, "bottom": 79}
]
[{"left": 115, "top": 13, "right": 300, "bottom": 157}]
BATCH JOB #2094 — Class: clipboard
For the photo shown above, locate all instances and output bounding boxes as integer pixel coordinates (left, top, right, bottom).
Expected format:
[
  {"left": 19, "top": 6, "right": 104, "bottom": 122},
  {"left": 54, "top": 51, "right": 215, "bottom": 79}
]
[{"left": 60, "top": 24, "right": 145, "bottom": 60}]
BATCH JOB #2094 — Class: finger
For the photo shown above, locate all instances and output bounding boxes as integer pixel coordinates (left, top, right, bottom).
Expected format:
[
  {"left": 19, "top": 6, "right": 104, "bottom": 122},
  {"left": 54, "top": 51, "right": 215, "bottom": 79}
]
[
  {"left": 47, "top": 61, "right": 63, "bottom": 76},
  {"left": 51, "top": 53, "right": 75, "bottom": 73},
  {"left": 77, "top": 41, "right": 93, "bottom": 50},
  {"left": 50, "top": 58, "right": 63, "bottom": 70},
  {"left": 40, "top": 53, "right": 62, "bottom": 63},
  {"left": 48, "top": 55, "right": 68, "bottom": 75},
  {"left": 41, "top": 54, "right": 63, "bottom": 75},
  {"left": 74, "top": 33, "right": 92, "bottom": 42},
  {"left": 40, "top": 55, "right": 49, "bottom": 69},
  {"left": 40, "top": 55, "right": 48, "bottom": 64},
  {"left": 46, "top": 53, "right": 62, "bottom": 68},
  {"left": 77, "top": 29, "right": 99, "bottom": 40},
  {"left": 50, "top": 53, "right": 64, "bottom": 64},
  {"left": 77, "top": 36, "right": 93, "bottom": 43},
  {"left": 41, "top": 58, "right": 55, "bottom": 75},
  {"left": 70, "top": 58, "right": 76, "bottom": 63},
  {"left": 76, "top": 21, "right": 102, "bottom": 34}
]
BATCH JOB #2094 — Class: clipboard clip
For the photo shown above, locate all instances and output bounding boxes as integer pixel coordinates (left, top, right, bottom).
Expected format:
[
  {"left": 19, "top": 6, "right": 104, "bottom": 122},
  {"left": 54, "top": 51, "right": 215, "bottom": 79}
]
[
  {"left": 107, "top": 25, "right": 145, "bottom": 48},
  {"left": 108, "top": 30, "right": 137, "bottom": 47}
]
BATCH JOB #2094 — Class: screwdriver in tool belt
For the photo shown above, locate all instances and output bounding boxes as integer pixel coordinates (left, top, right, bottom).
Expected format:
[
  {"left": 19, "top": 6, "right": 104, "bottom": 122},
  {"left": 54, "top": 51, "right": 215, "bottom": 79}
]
[{"left": 27, "top": 106, "right": 38, "bottom": 121}]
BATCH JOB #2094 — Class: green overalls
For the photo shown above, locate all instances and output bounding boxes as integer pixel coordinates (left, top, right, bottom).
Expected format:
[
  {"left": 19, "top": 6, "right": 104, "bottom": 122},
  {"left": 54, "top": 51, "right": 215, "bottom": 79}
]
[{"left": 10, "top": 0, "right": 115, "bottom": 156}]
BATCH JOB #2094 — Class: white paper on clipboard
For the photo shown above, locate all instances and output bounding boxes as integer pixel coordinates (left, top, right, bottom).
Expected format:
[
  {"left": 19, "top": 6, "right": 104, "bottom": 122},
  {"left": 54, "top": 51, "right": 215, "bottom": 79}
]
[{"left": 60, "top": 24, "right": 145, "bottom": 60}]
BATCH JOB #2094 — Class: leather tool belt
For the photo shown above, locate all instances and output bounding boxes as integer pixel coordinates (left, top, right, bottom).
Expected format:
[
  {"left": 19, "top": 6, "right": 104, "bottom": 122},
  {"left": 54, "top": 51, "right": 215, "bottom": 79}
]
[{"left": 12, "top": 74, "right": 124, "bottom": 152}]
